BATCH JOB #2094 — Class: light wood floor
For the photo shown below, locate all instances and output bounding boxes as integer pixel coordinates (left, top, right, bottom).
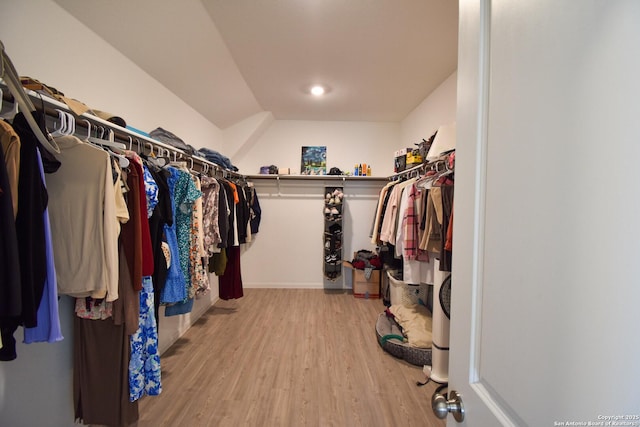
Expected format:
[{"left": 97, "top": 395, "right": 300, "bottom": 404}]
[{"left": 138, "top": 289, "right": 446, "bottom": 427}]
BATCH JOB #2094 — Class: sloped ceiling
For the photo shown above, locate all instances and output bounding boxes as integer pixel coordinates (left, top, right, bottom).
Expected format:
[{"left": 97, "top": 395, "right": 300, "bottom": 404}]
[{"left": 54, "top": 0, "right": 458, "bottom": 129}]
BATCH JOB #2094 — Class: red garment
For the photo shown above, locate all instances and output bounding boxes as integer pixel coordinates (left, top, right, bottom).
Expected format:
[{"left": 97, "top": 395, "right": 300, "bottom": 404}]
[
  {"left": 227, "top": 182, "right": 240, "bottom": 204},
  {"left": 122, "top": 161, "right": 154, "bottom": 292},
  {"left": 445, "top": 206, "right": 454, "bottom": 251},
  {"left": 132, "top": 161, "right": 154, "bottom": 277},
  {"left": 121, "top": 164, "right": 143, "bottom": 291},
  {"left": 219, "top": 246, "right": 243, "bottom": 300}
]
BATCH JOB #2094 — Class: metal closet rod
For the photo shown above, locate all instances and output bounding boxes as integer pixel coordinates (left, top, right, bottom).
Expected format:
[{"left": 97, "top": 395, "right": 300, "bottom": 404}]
[
  {"left": 0, "top": 83, "right": 246, "bottom": 180},
  {"left": 389, "top": 156, "right": 453, "bottom": 181}
]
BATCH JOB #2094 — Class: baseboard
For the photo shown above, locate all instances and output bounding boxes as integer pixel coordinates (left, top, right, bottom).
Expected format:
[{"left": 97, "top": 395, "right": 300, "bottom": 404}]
[
  {"left": 243, "top": 282, "right": 344, "bottom": 289},
  {"left": 158, "top": 294, "right": 220, "bottom": 355}
]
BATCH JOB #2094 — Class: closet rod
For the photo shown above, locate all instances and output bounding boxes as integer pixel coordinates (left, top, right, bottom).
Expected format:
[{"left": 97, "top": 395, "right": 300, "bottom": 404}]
[
  {"left": 389, "top": 154, "right": 454, "bottom": 181},
  {"left": 0, "top": 82, "right": 246, "bottom": 180}
]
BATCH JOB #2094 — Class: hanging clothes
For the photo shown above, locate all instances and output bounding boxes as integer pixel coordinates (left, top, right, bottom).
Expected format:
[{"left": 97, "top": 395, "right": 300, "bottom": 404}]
[
  {"left": 0, "top": 119, "right": 20, "bottom": 218},
  {"left": 0, "top": 143, "right": 21, "bottom": 329},
  {"left": 200, "top": 175, "right": 221, "bottom": 254},
  {"left": 439, "top": 183, "right": 454, "bottom": 272},
  {"left": 372, "top": 157, "right": 455, "bottom": 286},
  {"left": 217, "top": 179, "right": 245, "bottom": 300},
  {"left": 370, "top": 180, "right": 396, "bottom": 245},
  {"left": 128, "top": 276, "right": 161, "bottom": 402},
  {"left": 220, "top": 180, "right": 237, "bottom": 247},
  {"left": 147, "top": 165, "right": 172, "bottom": 326},
  {"left": 216, "top": 180, "right": 231, "bottom": 250},
  {"left": 129, "top": 155, "right": 154, "bottom": 279},
  {"left": 23, "top": 149, "right": 63, "bottom": 344},
  {"left": 73, "top": 315, "right": 138, "bottom": 427},
  {"left": 160, "top": 167, "right": 189, "bottom": 304},
  {"left": 44, "top": 133, "right": 120, "bottom": 302},
  {"left": 164, "top": 166, "right": 201, "bottom": 316},
  {"left": 421, "top": 186, "right": 442, "bottom": 253},
  {"left": 235, "top": 182, "right": 251, "bottom": 244},
  {"left": 121, "top": 161, "right": 144, "bottom": 294},
  {"left": 74, "top": 215, "right": 142, "bottom": 426},
  {"left": 190, "top": 175, "right": 209, "bottom": 297},
  {"left": 0, "top": 113, "right": 50, "bottom": 361},
  {"left": 219, "top": 245, "right": 243, "bottom": 300},
  {"left": 120, "top": 155, "right": 154, "bottom": 294},
  {"left": 127, "top": 159, "right": 162, "bottom": 400},
  {"left": 379, "top": 179, "right": 413, "bottom": 245},
  {"left": 142, "top": 164, "right": 159, "bottom": 219},
  {"left": 249, "top": 183, "right": 261, "bottom": 236}
]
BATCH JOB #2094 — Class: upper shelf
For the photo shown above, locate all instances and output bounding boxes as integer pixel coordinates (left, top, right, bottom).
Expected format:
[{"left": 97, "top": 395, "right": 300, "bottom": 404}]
[{"left": 247, "top": 174, "right": 389, "bottom": 181}]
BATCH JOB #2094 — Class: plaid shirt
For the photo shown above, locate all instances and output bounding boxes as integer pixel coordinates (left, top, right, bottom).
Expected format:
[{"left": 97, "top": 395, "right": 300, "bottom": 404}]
[{"left": 403, "top": 183, "right": 419, "bottom": 260}]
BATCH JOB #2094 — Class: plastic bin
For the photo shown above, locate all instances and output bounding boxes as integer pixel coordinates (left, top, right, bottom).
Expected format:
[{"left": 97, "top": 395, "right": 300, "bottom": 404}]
[{"left": 387, "top": 270, "right": 427, "bottom": 307}]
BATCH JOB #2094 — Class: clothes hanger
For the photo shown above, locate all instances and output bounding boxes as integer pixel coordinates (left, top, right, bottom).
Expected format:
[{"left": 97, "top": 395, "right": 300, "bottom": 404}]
[
  {"left": 50, "top": 109, "right": 72, "bottom": 137},
  {"left": 0, "top": 86, "right": 18, "bottom": 119},
  {"left": 169, "top": 150, "right": 190, "bottom": 171},
  {"left": 109, "top": 145, "right": 130, "bottom": 169},
  {"left": 87, "top": 125, "right": 126, "bottom": 151},
  {"left": 49, "top": 109, "right": 66, "bottom": 137},
  {"left": 107, "top": 130, "right": 130, "bottom": 168},
  {"left": 147, "top": 147, "right": 170, "bottom": 168},
  {"left": 0, "top": 41, "right": 60, "bottom": 155},
  {"left": 416, "top": 161, "right": 445, "bottom": 188},
  {"left": 427, "top": 160, "right": 454, "bottom": 186},
  {"left": 83, "top": 121, "right": 129, "bottom": 168}
]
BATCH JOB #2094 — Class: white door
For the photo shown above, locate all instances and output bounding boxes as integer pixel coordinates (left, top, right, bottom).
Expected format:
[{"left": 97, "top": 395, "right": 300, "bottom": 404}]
[{"left": 448, "top": 1, "right": 640, "bottom": 425}]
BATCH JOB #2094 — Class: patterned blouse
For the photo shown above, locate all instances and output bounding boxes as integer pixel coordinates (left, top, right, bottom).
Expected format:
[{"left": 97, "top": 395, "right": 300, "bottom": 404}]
[
  {"left": 200, "top": 176, "right": 222, "bottom": 256},
  {"left": 173, "top": 167, "right": 202, "bottom": 300},
  {"left": 142, "top": 165, "right": 159, "bottom": 219}
]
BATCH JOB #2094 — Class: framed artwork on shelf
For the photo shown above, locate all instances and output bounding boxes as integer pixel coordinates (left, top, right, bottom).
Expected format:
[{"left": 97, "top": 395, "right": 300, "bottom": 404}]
[{"left": 301, "top": 146, "right": 327, "bottom": 175}]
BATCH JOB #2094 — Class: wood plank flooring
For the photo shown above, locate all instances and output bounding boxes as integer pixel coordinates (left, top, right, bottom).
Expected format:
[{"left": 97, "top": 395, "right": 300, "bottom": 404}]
[{"left": 138, "top": 289, "right": 446, "bottom": 427}]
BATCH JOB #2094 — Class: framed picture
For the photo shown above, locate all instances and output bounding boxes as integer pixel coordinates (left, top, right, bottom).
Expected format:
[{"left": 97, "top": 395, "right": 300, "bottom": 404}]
[{"left": 300, "top": 146, "right": 327, "bottom": 175}]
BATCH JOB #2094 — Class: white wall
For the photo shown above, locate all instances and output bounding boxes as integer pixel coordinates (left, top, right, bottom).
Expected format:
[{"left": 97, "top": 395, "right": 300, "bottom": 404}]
[
  {"left": 0, "top": 0, "right": 224, "bottom": 151},
  {"left": 233, "top": 120, "right": 398, "bottom": 289},
  {"left": 233, "top": 119, "right": 399, "bottom": 177},
  {"left": 0, "top": 1, "right": 459, "bottom": 424},
  {"left": 236, "top": 78, "right": 458, "bottom": 290},
  {"left": 401, "top": 71, "right": 457, "bottom": 150},
  {"left": 241, "top": 178, "right": 385, "bottom": 289},
  {"left": 0, "top": 1, "right": 225, "bottom": 425}
]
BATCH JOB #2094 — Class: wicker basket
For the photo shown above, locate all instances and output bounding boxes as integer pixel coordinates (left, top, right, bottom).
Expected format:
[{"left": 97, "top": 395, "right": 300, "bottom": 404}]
[{"left": 387, "top": 270, "right": 428, "bottom": 307}]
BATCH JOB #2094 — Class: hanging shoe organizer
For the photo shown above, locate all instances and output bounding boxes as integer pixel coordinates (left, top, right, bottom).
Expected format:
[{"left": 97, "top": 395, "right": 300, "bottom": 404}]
[{"left": 323, "top": 186, "right": 343, "bottom": 281}]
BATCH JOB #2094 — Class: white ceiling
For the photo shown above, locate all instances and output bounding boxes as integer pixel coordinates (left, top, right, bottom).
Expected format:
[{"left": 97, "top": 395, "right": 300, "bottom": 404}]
[{"left": 54, "top": 0, "right": 458, "bottom": 129}]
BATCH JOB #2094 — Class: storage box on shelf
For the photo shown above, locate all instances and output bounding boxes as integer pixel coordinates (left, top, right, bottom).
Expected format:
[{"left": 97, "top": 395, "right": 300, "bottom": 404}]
[
  {"left": 405, "top": 150, "right": 423, "bottom": 168},
  {"left": 393, "top": 147, "right": 412, "bottom": 173}
]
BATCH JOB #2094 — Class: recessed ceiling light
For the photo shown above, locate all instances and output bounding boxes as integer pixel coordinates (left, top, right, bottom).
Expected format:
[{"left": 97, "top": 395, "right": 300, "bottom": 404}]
[{"left": 310, "top": 85, "right": 326, "bottom": 96}]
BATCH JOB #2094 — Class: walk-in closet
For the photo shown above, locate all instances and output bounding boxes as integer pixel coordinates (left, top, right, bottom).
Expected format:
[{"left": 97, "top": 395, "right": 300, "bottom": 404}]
[{"left": 3, "top": 1, "right": 640, "bottom": 426}]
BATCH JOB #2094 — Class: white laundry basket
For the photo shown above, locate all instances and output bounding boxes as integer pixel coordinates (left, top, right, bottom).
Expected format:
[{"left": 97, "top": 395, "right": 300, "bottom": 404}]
[{"left": 387, "top": 270, "right": 428, "bottom": 307}]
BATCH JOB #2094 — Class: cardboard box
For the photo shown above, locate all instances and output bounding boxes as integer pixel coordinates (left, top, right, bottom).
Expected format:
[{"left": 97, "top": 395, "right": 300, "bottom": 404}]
[
  {"left": 353, "top": 269, "right": 381, "bottom": 299},
  {"left": 343, "top": 260, "right": 381, "bottom": 299}
]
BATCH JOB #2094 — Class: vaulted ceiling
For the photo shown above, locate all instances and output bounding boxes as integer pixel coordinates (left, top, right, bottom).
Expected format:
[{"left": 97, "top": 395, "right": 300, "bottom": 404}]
[{"left": 54, "top": 0, "right": 458, "bottom": 129}]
